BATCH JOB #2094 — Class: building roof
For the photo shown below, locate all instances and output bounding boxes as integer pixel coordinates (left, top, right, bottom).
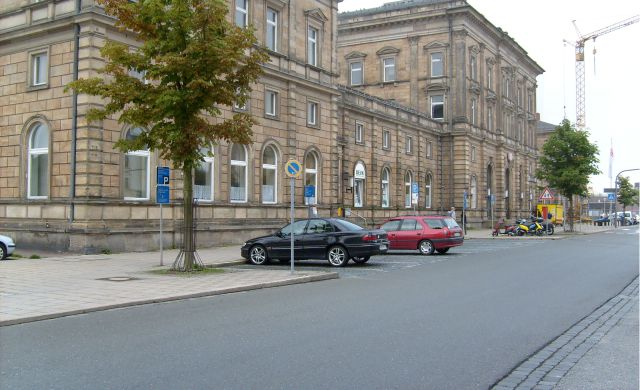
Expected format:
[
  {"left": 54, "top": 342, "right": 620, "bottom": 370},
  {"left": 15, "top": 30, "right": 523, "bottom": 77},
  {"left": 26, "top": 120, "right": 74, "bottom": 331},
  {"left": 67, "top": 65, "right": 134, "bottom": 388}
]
[
  {"left": 339, "top": 0, "right": 455, "bottom": 18},
  {"left": 537, "top": 120, "right": 557, "bottom": 134}
]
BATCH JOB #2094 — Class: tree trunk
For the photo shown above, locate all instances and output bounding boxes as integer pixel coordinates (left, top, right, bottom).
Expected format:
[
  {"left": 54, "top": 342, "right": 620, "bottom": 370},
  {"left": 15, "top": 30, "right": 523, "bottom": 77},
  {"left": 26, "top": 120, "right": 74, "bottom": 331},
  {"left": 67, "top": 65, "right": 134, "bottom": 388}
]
[
  {"left": 183, "top": 167, "right": 194, "bottom": 271},
  {"left": 568, "top": 197, "right": 574, "bottom": 232}
]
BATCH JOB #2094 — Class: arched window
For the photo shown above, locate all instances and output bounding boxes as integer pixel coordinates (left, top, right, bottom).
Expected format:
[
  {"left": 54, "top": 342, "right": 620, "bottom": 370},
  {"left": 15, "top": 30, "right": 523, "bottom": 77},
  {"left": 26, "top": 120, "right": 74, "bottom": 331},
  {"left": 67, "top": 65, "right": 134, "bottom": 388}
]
[
  {"left": 304, "top": 152, "right": 318, "bottom": 205},
  {"left": 470, "top": 176, "right": 477, "bottom": 209},
  {"left": 124, "top": 127, "right": 150, "bottom": 200},
  {"left": 194, "top": 145, "right": 214, "bottom": 201},
  {"left": 381, "top": 167, "right": 390, "bottom": 208},
  {"left": 28, "top": 122, "right": 49, "bottom": 198},
  {"left": 404, "top": 171, "right": 413, "bottom": 208},
  {"left": 230, "top": 144, "right": 248, "bottom": 202},
  {"left": 425, "top": 173, "right": 433, "bottom": 209},
  {"left": 353, "top": 162, "right": 365, "bottom": 208},
  {"left": 262, "top": 145, "right": 278, "bottom": 204}
]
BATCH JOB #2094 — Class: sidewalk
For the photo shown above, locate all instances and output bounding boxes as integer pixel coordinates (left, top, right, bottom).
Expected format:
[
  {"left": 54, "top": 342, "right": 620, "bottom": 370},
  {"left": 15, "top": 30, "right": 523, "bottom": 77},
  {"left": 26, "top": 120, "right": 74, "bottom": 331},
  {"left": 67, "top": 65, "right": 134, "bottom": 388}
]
[{"left": 0, "top": 246, "right": 337, "bottom": 326}]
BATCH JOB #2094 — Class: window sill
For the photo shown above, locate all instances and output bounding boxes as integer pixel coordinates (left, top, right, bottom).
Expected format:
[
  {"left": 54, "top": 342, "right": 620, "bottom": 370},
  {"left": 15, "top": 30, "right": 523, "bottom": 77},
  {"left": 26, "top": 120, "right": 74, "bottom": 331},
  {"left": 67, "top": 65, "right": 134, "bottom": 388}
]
[{"left": 26, "top": 83, "right": 49, "bottom": 92}]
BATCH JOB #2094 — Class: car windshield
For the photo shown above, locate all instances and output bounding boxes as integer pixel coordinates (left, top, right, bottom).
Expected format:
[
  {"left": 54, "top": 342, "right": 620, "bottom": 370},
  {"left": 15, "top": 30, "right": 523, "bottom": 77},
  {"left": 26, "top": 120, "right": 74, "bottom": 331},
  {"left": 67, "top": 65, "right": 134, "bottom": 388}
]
[
  {"left": 442, "top": 217, "right": 460, "bottom": 228},
  {"left": 332, "top": 219, "right": 365, "bottom": 231}
]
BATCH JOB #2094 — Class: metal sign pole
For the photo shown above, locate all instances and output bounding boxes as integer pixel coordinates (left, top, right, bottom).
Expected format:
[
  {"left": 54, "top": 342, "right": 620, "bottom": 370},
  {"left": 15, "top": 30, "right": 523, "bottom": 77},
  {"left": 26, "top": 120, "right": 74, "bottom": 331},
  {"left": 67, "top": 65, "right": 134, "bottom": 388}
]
[
  {"left": 290, "top": 177, "right": 295, "bottom": 274},
  {"left": 160, "top": 203, "right": 163, "bottom": 266}
]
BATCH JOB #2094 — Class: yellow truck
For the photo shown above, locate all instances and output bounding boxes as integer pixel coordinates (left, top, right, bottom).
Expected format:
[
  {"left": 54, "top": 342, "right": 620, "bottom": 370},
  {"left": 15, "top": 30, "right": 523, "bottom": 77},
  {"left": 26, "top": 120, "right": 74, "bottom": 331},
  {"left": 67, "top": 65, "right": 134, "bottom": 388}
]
[{"left": 537, "top": 204, "right": 564, "bottom": 226}]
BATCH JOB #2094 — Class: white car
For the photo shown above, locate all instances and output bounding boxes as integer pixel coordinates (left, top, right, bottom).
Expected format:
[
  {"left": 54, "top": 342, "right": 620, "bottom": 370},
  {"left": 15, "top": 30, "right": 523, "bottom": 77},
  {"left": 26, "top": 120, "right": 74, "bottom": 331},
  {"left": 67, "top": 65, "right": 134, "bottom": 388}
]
[{"left": 0, "top": 234, "right": 15, "bottom": 259}]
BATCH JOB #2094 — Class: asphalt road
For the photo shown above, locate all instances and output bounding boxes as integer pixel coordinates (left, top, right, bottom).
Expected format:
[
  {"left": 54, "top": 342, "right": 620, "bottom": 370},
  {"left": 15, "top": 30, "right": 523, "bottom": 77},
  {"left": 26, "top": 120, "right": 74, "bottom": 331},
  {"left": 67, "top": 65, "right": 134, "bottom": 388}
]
[{"left": 1, "top": 228, "right": 638, "bottom": 389}]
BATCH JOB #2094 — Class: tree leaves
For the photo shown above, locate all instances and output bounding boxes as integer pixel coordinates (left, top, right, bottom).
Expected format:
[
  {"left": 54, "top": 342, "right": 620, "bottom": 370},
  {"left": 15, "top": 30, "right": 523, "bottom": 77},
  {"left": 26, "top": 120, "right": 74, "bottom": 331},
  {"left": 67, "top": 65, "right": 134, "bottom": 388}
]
[{"left": 536, "top": 119, "right": 600, "bottom": 199}]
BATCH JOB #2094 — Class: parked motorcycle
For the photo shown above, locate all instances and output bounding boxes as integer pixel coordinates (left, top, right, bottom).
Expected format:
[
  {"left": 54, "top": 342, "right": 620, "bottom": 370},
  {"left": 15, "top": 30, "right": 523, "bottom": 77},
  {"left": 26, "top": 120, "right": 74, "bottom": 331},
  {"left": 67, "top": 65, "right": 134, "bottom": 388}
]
[
  {"left": 527, "top": 217, "right": 545, "bottom": 236},
  {"left": 492, "top": 218, "right": 517, "bottom": 236},
  {"left": 513, "top": 219, "right": 531, "bottom": 236}
]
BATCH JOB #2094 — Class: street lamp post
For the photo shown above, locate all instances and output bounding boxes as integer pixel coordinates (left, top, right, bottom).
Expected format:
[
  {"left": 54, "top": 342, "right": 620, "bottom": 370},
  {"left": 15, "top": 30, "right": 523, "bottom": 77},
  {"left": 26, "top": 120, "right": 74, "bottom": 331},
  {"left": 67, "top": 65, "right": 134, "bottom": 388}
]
[{"left": 613, "top": 168, "right": 640, "bottom": 228}]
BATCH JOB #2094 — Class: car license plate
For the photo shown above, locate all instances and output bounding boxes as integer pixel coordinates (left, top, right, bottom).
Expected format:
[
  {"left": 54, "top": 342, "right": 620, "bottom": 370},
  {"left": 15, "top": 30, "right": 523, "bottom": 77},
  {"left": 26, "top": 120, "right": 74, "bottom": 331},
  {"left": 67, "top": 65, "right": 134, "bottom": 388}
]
[
  {"left": 380, "top": 244, "right": 387, "bottom": 250},
  {"left": 454, "top": 232, "right": 461, "bottom": 237}
]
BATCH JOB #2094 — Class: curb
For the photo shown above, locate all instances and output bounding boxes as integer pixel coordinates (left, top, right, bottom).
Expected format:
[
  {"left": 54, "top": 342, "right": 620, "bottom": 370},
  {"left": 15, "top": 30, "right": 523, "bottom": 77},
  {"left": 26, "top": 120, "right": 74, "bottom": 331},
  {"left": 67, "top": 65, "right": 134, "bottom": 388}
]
[
  {"left": 0, "top": 271, "right": 338, "bottom": 327},
  {"left": 491, "top": 276, "right": 639, "bottom": 389}
]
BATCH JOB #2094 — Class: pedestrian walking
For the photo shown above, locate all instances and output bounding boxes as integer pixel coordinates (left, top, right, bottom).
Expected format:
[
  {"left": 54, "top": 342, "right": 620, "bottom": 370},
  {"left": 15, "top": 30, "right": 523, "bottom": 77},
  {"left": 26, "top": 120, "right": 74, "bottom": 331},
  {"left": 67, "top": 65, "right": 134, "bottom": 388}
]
[{"left": 448, "top": 206, "right": 456, "bottom": 221}]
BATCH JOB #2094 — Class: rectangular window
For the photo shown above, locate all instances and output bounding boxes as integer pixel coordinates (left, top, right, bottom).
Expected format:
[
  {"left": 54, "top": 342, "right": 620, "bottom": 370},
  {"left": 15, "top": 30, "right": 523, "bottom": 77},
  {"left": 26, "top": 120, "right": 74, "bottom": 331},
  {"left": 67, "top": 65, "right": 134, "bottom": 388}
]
[
  {"left": 194, "top": 159, "right": 214, "bottom": 201},
  {"left": 124, "top": 152, "right": 150, "bottom": 200},
  {"left": 431, "top": 95, "right": 444, "bottom": 120},
  {"left": 266, "top": 8, "right": 278, "bottom": 51},
  {"left": 471, "top": 146, "right": 476, "bottom": 162},
  {"left": 405, "top": 135, "right": 413, "bottom": 154},
  {"left": 528, "top": 92, "right": 533, "bottom": 112},
  {"left": 32, "top": 52, "right": 48, "bottom": 86},
  {"left": 517, "top": 87, "right": 522, "bottom": 106},
  {"left": 504, "top": 77, "right": 511, "bottom": 98},
  {"left": 431, "top": 52, "right": 443, "bottom": 77},
  {"left": 350, "top": 61, "right": 362, "bottom": 86},
  {"left": 427, "top": 141, "right": 432, "bottom": 158},
  {"left": 487, "top": 65, "right": 493, "bottom": 89},
  {"left": 233, "top": 88, "right": 247, "bottom": 111},
  {"left": 307, "top": 101, "right": 318, "bottom": 126},
  {"left": 471, "top": 98, "right": 477, "bottom": 126},
  {"left": 308, "top": 27, "right": 317, "bottom": 66},
  {"left": 488, "top": 106, "right": 493, "bottom": 131},
  {"left": 470, "top": 55, "right": 477, "bottom": 80},
  {"left": 265, "top": 89, "right": 277, "bottom": 117},
  {"left": 382, "top": 129, "right": 390, "bottom": 150},
  {"left": 235, "top": 0, "right": 248, "bottom": 28},
  {"left": 383, "top": 58, "right": 395, "bottom": 82},
  {"left": 355, "top": 122, "right": 364, "bottom": 144}
]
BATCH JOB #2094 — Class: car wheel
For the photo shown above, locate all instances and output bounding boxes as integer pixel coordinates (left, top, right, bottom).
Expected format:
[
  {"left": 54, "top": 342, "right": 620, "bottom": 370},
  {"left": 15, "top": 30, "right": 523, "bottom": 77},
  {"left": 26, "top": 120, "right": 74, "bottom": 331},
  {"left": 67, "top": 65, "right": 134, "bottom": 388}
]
[
  {"left": 0, "top": 244, "right": 6, "bottom": 260},
  {"left": 436, "top": 248, "right": 449, "bottom": 254},
  {"left": 327, "top": 245, "right": 349, "bottom": 267},
  {"left": 418, "top": 240, "right": 435, "bottom": 255},
  {"left": 249, "top": 245, "right": 269, "bottom": 265},
  {"left": 351, "top": 256, "right": 370, "bottom": 264}
]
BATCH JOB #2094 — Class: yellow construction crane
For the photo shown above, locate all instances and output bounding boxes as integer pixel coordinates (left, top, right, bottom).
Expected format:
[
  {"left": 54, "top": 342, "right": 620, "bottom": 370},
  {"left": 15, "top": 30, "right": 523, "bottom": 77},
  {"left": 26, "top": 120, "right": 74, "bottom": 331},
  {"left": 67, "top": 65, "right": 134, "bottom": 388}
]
[{"left": 564, "top": 15, "right": 639, "bottom": 129}]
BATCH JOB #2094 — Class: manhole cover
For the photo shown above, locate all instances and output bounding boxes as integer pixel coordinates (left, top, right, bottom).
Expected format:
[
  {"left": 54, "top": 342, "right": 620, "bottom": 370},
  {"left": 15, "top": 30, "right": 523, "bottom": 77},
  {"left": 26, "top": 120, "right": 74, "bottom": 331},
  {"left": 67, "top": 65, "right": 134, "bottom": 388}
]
[{"left": 98, "top": 276, "right": 140, "bottom": 282}]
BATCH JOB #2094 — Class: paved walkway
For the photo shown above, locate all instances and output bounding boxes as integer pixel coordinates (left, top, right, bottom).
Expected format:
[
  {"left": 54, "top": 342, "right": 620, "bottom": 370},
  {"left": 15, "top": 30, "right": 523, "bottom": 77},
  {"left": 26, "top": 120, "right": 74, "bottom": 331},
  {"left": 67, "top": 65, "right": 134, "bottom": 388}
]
[
  {"left": 0, "top": 246, "right": 337, "bottom": 326},
  {"left": 2, "top": 222, "right": 635, "bottom": 389}
]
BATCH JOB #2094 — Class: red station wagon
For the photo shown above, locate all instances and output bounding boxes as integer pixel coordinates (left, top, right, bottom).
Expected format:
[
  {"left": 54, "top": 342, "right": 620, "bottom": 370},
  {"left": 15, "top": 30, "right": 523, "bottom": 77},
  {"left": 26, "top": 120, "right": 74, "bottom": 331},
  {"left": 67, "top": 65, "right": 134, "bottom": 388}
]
[{"left": 380, "top": 216, "right": 464, "bottom": 255}]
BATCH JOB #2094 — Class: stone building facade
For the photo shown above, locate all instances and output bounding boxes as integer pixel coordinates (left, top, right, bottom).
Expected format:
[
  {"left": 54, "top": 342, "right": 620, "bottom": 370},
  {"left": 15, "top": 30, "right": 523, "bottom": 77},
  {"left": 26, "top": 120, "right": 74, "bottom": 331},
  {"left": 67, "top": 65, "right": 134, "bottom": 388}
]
[
  {"left": 337, "top": 0, "right": 544, "bottom": 224},
  {"left": 0, "top": 0, "right": 541, "bottom": 253}
]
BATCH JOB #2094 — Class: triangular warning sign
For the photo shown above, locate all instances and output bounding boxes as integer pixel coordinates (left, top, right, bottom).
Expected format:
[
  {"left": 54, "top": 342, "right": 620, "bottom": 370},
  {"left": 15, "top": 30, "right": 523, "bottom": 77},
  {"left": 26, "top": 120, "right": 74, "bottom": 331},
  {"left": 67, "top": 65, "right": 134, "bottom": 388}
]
[{"left": 539, "top": 187, "right": 554, "bottom": 201}]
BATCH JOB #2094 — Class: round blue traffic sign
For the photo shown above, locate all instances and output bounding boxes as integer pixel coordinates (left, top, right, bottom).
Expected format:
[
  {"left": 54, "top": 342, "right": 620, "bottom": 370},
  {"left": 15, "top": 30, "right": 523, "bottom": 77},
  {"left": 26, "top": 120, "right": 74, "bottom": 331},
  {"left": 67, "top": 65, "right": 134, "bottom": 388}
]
[{"left": 285, "top": 159, "right": 302, "bottom": 178}]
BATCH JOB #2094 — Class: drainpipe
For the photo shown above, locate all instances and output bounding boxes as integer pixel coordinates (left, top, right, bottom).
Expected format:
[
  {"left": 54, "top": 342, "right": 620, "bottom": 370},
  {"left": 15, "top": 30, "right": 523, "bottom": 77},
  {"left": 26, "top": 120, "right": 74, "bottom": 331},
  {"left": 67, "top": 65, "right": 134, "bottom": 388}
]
[
  {"left": 446, "top": 14, "right": 455, "bottom": 211},
  {"left": 69, "top": 0, "right": 80, "bottom": 223}
]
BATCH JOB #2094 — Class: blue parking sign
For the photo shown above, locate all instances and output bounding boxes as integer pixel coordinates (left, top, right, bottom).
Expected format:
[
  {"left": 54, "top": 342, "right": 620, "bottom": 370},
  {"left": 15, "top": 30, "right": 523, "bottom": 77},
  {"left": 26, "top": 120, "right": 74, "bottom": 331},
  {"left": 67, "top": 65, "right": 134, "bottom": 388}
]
[
  {"left": 157, "top": 167, "right": 170, "bottom": 185},
  {"left": 157, "top": 185, "right": 170, "bottom": 204}
]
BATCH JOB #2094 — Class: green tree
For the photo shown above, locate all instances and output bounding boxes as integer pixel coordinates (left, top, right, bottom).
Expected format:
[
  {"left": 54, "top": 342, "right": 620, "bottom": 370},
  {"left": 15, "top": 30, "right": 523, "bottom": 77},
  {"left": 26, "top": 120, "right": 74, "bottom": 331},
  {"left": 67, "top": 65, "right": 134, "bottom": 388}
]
[
  {"left": 67, "top": 0, "right": 268, "bottom": 270},
  {"left": 536, "top": 119, "right": 600, "bottom": 231},
  {"left": 617, "top": 176, "right": 639, "bottom": 225}
]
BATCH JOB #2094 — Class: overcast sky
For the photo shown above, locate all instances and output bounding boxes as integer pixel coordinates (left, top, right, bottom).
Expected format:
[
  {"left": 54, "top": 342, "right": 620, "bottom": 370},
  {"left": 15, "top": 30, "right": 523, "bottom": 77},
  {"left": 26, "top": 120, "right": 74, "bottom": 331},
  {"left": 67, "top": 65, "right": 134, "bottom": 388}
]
[{"left": 339, "top": 0, "right": 640, "bottom": 194}]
